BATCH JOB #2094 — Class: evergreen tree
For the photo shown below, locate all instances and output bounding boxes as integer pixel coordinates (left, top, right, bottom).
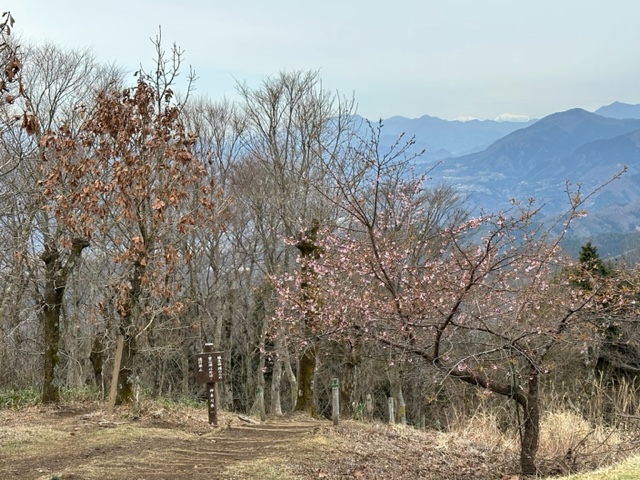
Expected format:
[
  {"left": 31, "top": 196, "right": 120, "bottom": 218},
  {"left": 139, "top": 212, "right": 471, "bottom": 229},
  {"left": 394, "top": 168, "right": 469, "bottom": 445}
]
[
  {"left": 574, "top": 241, "right": 609, "bottom": 291},
  {"left": 578, "top": 241, "right": 608, "bottom": 277}
]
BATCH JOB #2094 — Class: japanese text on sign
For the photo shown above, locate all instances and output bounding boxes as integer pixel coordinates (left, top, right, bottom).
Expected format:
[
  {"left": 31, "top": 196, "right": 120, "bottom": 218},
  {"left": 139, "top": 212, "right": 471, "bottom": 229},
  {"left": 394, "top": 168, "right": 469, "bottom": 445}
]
[{"left": 195, "top": 351, "right": 224, "bottom": 384}]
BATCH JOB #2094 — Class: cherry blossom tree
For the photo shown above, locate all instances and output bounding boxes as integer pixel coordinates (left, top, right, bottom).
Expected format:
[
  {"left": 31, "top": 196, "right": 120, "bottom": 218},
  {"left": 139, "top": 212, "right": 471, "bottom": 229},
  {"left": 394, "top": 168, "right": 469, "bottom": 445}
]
[{"left": 276, "top": 127, "right": 625, "bottom": 475}]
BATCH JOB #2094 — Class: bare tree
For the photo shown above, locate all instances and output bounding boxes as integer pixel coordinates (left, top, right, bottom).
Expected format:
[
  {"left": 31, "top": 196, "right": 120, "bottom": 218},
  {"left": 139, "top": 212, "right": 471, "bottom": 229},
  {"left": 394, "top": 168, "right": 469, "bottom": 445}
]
[
  {"left": 0, "top": 43, "right": 121, "bottom": 401},
  {"left": 178, "top": 97, "right": 250, "bottom": 403},
  {"left": 236, "top": 70, "right": 356, "bottom": 415}
]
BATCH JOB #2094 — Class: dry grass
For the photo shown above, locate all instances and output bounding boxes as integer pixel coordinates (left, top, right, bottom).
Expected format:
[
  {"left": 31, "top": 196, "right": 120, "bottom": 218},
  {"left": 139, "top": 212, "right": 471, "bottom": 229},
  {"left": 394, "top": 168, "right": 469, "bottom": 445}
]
[
  {"left": 551, "top": 456, "right": 640, "bottom": 480},
  {"left": 432, "top": 399, "right": 640, "bottom": 478},
  {"left": 537, "top": 410, "right": 639, "bottom": 476},
  {"left": 281, "top": 419, "right": 518, "bottom": 479},
  {"left": 2, "top": 397, "right": 640, "bottom": 479},
  {"left": 447, "top": 408, "right": 519, "bottom": 451},
  {"left": 226, "top": 435, "right": 336, "bottom": 479}
]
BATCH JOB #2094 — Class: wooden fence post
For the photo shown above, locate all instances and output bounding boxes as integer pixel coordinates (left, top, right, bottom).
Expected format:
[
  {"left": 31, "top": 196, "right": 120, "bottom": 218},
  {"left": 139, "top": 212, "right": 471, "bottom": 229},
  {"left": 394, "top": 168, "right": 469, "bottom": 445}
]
[
  {"left": 398, "top": 389, "right": 406, "bottom": 426},
  {"left": 388, "top": 396, "right": 395, "bottom": 424},
  {"left": 107, "top": 335, "right": 124, "bottom": 417},
  {"left": 365, "top": 393, "right": 374, "bottom": 422},
  {"left": 331, "top": 378, "right": 340, "bottom": 426}
]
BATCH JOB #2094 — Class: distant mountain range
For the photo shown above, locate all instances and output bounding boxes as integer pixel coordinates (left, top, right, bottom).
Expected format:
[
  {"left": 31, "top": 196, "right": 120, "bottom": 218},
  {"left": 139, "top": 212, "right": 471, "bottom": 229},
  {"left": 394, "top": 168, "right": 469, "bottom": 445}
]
[
  {"left": 377, "top": 115, "right": 536, "bottom": 159},
  {"left": 373, "top": 102, "right": 640, "bottom": 260},
  {"left": 594, "top": 101, "right": 640, "bottom": 119}
]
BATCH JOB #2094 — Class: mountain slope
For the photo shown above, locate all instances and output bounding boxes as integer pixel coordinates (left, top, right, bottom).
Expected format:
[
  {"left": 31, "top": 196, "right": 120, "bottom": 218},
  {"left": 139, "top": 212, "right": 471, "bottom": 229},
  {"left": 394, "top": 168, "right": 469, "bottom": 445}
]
[
  {"left": 376, "top": 114, "right": 536, "bottom": 159},
  {"left": 427, "top": 109, "right": 640, "bottom": 217},
  {"left": 594, "top": 101, "right": 640, "bottom": 119}
]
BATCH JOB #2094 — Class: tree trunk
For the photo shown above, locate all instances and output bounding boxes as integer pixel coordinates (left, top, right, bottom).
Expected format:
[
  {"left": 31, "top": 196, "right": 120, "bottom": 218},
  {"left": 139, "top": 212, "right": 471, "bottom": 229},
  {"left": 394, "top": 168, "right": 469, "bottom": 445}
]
[
  {"left": 270, "top": 355, "right": 283, "bottom": 416},
  {"left": 117, "top": 331, "right": 137, "bottom": 403},
  {"left": 434, "top": 356, "right": 541, "bottom": 476},
  {"left": 283, "top": 345, "right": 298, "bottom": 412},
  {"left": 42, "top": 286, "right": 63, "bottom": 403},
  {"left": 340, "top": 365, "right": 355, "bottom": 418},
  {"left": 89, "top": 334, "right": 104, "bottom": 390},
  {"left": 116, "top": 260, "right": 144, "bottom": 404},
  {"left": 397, "top": 385, "right": 407, "bottom": 425},
  {"left": 519, "top": 370, "right": 540, "bottom": 477},
  {"left": 253, "top": 320, "right": 267, "bottom": 421},
  {"left": 294, "top": 219, "right": 321, "bottom": 416},
  {"left": 295, "top": 345, "right": 317, "bottom": 415},
  {"left": 340, "top": 341, "right": 360, "bottom": 418},
  {"left": 41, "top": 238, "right": 89, "bottom": 403},
  {"left": 253, "top": 360, "right": 267, "bottom": 421},
  {"left": 252, "top": 385, "right": 266, "bottom": 422}
]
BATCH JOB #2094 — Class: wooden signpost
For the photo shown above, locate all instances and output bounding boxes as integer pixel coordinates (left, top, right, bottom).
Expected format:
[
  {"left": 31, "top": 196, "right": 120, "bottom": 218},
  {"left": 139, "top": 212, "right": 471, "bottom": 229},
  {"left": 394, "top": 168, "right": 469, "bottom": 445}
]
[{"left": 195, "top": 343, "right": 224, "bottom": 426}]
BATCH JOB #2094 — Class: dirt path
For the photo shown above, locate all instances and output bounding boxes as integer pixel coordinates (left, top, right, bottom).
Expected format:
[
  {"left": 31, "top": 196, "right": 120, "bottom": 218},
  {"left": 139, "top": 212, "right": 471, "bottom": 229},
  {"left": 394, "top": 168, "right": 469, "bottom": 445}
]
[
  {"left": 1, "top": 402, "right": 536, "bottom": 479},
  {"left": 0, "top": 404, "right": 323, "bottom": 480}
]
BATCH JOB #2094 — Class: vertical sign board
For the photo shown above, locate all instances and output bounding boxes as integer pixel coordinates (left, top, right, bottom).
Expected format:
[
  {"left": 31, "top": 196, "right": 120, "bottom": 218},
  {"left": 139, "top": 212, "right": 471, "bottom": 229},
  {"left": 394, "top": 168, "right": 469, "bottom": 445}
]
[
  {"left": 196, "top": 344, "right": 224, "bottom": 426},
  {"left": 195, "top": 349, "right": 224, "bottom": 383}
]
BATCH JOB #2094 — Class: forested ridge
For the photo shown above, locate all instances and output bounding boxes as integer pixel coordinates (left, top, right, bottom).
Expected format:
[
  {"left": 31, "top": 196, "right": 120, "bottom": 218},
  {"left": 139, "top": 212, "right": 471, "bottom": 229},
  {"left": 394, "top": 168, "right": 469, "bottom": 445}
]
[{"left": 3, "top": 18, "right": 640, "bottom": 477}]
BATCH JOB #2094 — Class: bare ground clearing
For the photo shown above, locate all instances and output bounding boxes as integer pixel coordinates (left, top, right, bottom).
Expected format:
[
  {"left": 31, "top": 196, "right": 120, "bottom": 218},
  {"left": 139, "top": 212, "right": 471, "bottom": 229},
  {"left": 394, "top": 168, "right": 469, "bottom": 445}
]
[
  {"left": 0, "top": 402, "right": 542, "bottom": 479},
  {"left": 0, "top": 403, "right": 325, "bottom": 479}
]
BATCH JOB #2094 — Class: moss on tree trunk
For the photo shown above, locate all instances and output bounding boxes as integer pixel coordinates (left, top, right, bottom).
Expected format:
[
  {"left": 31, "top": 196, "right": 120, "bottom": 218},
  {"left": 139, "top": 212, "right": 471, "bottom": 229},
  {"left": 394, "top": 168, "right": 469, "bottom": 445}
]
[
  {"left": 294, "top": 345, "right": 317, "bottom": 416},
  {"left": 294, "top": 219, "right": 322, "bottom": 416},
  {"left": 41, "top": 238, "right": 89, "bottom": 404}
]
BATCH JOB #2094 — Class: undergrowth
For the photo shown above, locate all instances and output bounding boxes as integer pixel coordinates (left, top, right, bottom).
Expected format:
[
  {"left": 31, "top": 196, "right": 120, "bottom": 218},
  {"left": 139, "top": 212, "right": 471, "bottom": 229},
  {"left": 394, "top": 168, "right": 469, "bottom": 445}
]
[
  {"left": 0, "top": 388, "right": 40, "bottom": 409},
  {"left": 0, "top": 386, "right": 103, "bottom": 409}
]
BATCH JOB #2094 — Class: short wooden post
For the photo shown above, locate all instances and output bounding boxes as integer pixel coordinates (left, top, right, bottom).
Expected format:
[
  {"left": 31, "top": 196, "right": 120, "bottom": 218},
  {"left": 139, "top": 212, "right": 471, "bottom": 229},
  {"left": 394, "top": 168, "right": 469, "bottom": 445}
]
[
  {"left": 256, "top": 386, "right": 266, "bottom": 423},
  {"left": 388, "top": 396, "right": 395, "bottom": 424},
  {"left": 107, "top": 335, "right": 124, "bottom": 417},
  {"left": 398, "top": 392, "right": 407, "bottom": 426},
  {"left": 331, "top": 378, "right": 340, "bottom": 426},
  {"left": 365, "top": 393, "right": 374, "bottom": 421}
]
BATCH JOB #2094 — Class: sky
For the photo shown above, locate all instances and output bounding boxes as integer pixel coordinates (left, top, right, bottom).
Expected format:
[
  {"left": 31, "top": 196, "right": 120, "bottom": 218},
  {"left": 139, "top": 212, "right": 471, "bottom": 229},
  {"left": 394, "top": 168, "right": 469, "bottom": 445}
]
[{"left": 11, "top": 1, "right": 640, "bottom": 121}]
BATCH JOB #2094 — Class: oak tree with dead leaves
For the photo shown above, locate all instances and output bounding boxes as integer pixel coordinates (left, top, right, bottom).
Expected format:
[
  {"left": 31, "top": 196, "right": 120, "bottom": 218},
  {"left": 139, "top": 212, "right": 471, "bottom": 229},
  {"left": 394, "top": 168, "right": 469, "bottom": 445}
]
[
  {"left": 0, "top": 42, "right": 120, "bottom": 402},
  {"left": 40, "top": 44, "right": 216, "bottom": 402}
]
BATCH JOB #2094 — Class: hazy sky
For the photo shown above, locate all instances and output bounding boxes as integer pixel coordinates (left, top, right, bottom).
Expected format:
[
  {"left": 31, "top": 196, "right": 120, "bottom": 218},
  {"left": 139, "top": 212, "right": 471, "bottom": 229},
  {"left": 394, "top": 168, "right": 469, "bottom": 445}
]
[{"left": 12, "top": 1, "right": 640, "bottom": 121}]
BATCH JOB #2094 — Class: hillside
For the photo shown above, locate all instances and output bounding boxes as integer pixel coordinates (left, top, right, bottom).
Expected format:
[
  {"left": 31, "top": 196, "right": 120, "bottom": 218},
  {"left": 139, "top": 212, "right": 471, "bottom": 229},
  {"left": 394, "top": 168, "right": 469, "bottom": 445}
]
[
  {"left": 361, "top": 104, "right": 640, "bottom": 259},
  {"left": 414, "top": 108, "right": 640, "bottom": 257},
  {"left": 0, "top": 402, "right": 514, "bottom": 479}
]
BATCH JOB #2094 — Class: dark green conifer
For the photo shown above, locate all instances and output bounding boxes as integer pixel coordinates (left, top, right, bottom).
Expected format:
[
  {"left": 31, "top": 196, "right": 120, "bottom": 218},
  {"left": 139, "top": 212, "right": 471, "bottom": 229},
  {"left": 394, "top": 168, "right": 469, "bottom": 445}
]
[{"left": 578, "top": 241, "right": 608, "bottom": 277}]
